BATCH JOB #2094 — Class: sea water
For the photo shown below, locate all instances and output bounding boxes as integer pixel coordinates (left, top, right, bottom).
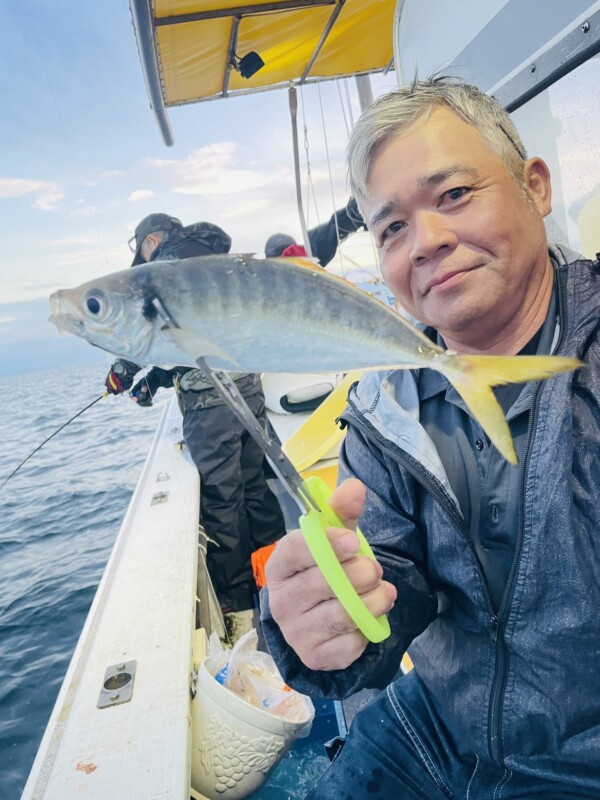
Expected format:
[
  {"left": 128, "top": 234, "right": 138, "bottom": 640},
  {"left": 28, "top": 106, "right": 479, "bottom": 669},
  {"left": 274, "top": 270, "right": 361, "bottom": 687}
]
[
  {"left": 0, "top": 363, "right": 170, "bottom": 798},
  {"left": 0, "top": 363, "right": 337, "bottom": 799}
]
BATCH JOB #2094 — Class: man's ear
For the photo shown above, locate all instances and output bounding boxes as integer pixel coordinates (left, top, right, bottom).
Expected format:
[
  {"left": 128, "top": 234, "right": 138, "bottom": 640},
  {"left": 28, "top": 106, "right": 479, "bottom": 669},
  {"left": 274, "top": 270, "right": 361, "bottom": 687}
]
[{"left": 523, "top": 157, "right": 552, "bottom": 217}]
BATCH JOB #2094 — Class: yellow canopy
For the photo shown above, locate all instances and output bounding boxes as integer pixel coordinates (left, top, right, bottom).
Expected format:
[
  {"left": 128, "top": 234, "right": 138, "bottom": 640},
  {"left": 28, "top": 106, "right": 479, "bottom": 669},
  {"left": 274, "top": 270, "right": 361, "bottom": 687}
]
[{"left": 131, "top": 0, "right": 395, "bottom": 139}]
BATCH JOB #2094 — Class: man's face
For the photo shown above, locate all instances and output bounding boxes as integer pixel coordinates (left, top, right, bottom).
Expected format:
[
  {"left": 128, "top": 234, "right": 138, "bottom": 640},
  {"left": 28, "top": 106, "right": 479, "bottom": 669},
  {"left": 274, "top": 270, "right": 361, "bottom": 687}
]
[{"left": 364, "top": 106, "right": 552, "bottom": 349}]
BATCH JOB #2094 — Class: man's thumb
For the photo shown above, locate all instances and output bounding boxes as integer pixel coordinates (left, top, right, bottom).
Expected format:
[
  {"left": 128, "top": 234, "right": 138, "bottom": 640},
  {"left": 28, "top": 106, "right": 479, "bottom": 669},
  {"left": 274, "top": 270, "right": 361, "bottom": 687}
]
[{"left": 328, "top": 478, "right": 366, "bottom": 531}]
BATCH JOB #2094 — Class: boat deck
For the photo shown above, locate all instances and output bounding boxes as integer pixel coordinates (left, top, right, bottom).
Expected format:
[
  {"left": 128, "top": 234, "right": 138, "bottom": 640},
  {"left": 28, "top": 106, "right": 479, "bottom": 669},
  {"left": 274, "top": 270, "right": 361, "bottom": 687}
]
[{"left": 22, "top": 394, "right": 357, "bottom": 799}]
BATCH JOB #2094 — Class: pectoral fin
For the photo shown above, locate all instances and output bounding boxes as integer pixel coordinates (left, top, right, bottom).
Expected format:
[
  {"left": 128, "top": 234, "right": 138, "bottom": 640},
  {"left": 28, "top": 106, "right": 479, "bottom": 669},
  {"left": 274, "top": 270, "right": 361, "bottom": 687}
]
[{"left": 162, "top": 325, "right": 240, "bottom": 368}]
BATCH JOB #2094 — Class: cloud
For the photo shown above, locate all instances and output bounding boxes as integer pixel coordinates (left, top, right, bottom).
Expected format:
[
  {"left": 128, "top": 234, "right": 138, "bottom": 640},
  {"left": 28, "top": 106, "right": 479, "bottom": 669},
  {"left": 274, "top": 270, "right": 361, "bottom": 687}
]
[
  {"left": 145, "top": 141, "right": 290, "bottom": 196},
  {"left": 0, "top": 177, "right": 64, "bottom": 210},
  {"left": 76, "top": 169, "right": 124, "bottom": 187},
  {"left": 128, "top": 189, "right": 155, "bottom": 202},
  {"left": 49, "top": 235, "right": 98, "bottom": 247}
]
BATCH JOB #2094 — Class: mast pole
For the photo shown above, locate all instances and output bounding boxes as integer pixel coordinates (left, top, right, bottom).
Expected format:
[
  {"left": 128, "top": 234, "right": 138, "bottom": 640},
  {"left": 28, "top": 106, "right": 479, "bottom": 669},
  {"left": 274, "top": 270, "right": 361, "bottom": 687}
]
[{"left": 288, "top": 86, "right": 314, "bottom": 257}]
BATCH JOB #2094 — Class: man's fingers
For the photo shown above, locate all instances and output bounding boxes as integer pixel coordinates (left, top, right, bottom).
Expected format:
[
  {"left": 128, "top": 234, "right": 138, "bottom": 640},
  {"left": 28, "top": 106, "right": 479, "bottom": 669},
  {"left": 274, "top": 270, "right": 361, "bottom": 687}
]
[
  {"left": 266, "top": 526, "right": 361, "bottom": 584},
  {"left": 308, "top": 582, "right": 396, "bottom": 637},
  {"left": 328, "top": 478, "right": 366, "bottom": 531},
  {"left": 280, "top": 582, "right": 396, "bottom": 671},
  {"left": 298, "top": 630, "right": 368, "bottom": 672},
  {"left": 270, "top": 545, "right": 386, "bottom": 618},
  {"left": 264, "top": 477, "right": 394, "bottom": 672}
]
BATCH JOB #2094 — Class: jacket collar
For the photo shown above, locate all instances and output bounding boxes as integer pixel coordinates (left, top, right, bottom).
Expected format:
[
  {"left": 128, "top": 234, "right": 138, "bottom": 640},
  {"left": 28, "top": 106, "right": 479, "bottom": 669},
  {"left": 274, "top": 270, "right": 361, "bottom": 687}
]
[{"left": 348, "top": 246, "right": 589, "bottom": 507}]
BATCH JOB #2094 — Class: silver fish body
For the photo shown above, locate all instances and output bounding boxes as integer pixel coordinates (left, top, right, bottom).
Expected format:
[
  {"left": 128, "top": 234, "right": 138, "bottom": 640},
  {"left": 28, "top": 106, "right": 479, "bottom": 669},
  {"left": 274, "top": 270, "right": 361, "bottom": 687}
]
[
  {"left": 49, "top": 255, "right": 444, "bottom": 372},
  {"left": 48, "top": 254, "right": 580, "bottom": 464}
]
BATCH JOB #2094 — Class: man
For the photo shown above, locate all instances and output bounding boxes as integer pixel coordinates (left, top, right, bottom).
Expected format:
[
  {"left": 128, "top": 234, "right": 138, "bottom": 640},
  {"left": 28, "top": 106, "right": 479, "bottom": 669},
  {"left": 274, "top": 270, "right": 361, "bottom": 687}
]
[
  {"left": 265, "top": 197, "right": 365, "bottom": 266},
  {"left": 261, "top": 79, "right": 600, "bottom": 798},
  {"left": 106, "top": 213, "right": 286, "bottom": 627}
]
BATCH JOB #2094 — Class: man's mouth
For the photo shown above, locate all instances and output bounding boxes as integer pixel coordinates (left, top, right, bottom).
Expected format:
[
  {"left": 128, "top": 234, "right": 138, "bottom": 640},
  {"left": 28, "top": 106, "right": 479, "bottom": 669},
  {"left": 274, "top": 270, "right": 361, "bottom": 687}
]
[{"left": 426, "top": 264, "right": 481, "bottom": 294}]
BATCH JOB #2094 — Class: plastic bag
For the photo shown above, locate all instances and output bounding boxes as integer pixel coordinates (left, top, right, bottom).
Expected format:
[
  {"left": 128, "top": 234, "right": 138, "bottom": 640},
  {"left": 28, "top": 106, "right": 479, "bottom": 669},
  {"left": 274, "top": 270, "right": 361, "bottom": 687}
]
[{"left": 205, "top": 629, "right": 315, "bottom": 730}]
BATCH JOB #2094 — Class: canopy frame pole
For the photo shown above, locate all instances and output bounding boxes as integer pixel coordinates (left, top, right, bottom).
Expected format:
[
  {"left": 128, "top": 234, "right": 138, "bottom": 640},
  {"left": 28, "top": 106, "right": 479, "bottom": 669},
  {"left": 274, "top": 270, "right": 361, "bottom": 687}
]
[
  {"left": 300, "top": 0, "right": 346, "bottom": 82},
  {"left": 355, "top": 74, "right": 374, "bottom": 111},
  {"left": 154, "top": 0, "right": 334, "bottom": 26},
  {"left": 289, "top": 86, "right": 313, "bottom": 258},
  {"left": 223, "top": 15, "right": 241, "bottom": 96},
  {"left": 130, "top": 0, "right": 174, "bottom": 146}
]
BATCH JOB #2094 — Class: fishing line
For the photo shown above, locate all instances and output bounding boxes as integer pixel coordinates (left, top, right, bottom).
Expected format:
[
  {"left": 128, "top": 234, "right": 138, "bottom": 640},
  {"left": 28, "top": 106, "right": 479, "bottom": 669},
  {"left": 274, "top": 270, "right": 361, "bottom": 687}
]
[
  {"left": 316, "top": 82, "right": 345, "bottom": 276},
  {"left": 343, "top": 78, "right": 355, "bottom": 130},
  {"left": 0, "top": 393, "right": 106, "bottom": 492},
  {"left": 336, "top": 80, "right": 352, "bottom": 139}
]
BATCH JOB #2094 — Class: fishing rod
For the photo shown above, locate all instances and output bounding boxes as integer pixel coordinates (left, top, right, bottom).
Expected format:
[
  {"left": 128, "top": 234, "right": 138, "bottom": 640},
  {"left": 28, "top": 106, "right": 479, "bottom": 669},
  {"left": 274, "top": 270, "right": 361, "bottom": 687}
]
[{"left": 0, "top": 393, "right": 106, "bottom": 493}]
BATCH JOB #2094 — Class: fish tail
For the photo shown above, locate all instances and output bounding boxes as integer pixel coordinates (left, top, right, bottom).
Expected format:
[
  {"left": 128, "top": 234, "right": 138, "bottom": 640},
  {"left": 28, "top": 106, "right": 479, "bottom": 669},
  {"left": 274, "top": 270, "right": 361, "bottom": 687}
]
[{"left": 442, "top": 354, "right": 581, "bottom": 464}]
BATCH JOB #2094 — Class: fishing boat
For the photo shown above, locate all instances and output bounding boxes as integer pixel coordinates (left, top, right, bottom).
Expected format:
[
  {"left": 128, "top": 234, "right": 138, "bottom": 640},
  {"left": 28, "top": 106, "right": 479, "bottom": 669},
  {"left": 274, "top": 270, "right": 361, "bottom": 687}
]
[{"left": 21, "top": 0, "right": 600, "bottom": 797}]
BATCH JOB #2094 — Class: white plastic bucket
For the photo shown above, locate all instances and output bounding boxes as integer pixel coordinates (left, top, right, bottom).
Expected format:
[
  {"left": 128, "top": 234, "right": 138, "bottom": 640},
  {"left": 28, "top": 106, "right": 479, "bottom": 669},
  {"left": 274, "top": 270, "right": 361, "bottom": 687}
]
[{"left": 191, "top": 660, "right": 313, "bottom": 799}]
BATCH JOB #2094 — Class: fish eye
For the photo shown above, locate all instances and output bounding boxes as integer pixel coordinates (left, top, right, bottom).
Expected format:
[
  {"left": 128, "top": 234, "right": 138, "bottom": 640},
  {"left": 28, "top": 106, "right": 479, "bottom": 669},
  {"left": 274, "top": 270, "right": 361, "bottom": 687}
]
[{"left": 84, "top": 292, "right": 108, "bottom": 318}]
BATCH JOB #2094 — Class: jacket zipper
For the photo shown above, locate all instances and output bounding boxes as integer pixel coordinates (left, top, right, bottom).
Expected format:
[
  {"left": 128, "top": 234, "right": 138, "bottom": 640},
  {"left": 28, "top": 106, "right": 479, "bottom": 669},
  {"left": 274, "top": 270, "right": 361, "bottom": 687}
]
[
  {"left": 343, "top": 374, "right": 545, "bottom": 765},
  {"left": 488, "top": 279, "right": 567, "bottom": 762},
  {"left": 486, "top": 403, "right": 536, "bottom": 762}
]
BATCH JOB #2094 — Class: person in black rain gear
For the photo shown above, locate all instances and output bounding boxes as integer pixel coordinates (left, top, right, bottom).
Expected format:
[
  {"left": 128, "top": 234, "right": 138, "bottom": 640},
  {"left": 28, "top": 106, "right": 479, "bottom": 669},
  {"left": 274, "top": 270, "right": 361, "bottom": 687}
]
[
  {"left": 264, "top": 197, "right": 366, "bottom": 267},
  {"left": 105, "top": 213, "right": 286, "bottom": 618}
]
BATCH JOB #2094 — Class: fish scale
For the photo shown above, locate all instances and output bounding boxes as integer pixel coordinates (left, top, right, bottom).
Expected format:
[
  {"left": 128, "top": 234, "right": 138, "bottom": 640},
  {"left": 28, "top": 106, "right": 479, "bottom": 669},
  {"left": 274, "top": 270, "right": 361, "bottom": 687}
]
[{"left": 150, "top": 256, "right": 430, "bottom": 372}]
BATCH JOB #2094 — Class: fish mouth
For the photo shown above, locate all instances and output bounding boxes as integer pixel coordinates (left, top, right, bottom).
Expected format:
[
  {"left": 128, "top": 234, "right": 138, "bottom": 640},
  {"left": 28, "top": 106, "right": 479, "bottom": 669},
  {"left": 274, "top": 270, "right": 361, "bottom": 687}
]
[
  {"left": 48, "top": 291, "right": 85, "bottom": 336},
  {"left": 48, "top": 312, "right": 85, "bottom": 335}
]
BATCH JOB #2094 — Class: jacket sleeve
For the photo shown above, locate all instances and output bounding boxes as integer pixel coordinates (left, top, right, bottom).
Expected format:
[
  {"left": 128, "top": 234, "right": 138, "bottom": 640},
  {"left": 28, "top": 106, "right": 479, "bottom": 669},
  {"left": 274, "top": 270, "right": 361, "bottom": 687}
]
[
  {"left": 260, "top": 423, "right": 437, "bottom": 699},
  {"left": 138, "top": 366, "right": 180, "bottom": 395},
  {"left": 308, "top": 197, "right": 366, "bottom": 267}
]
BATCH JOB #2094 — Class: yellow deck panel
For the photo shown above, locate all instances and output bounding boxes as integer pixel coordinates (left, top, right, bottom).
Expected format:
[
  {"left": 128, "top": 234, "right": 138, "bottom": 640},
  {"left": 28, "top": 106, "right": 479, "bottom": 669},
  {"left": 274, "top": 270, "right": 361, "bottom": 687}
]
[{"left": 283, "top": 370, "right": 362, "bottom": 473}]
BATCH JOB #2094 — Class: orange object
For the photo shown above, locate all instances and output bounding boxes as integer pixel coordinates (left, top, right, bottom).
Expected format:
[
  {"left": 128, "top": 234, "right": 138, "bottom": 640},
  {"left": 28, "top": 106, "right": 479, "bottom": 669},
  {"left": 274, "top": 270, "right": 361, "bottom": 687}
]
[
  {"left": 300, "top": 463, "right": 338, "bottom": 490},
  {"left": 251, "top": 541, "right": 278, "bottom": 589}
]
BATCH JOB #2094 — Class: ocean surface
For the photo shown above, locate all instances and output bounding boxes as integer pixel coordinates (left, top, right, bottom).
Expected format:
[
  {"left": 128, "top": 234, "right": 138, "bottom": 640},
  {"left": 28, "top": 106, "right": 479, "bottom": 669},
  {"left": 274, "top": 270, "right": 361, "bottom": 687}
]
[
  {"left": 0, "top": 362, "right": 337, "bottom": 799},
  {"left": 0, "top": 363, "right": 171, "bottom": 799}
]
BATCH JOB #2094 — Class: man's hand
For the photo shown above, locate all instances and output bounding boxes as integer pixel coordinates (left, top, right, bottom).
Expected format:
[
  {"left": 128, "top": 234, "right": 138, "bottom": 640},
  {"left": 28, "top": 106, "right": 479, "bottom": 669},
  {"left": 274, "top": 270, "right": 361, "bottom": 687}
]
[
  {"left": 104, "top": 359, "right": 139, "bottom": 394},
  {"left": 265, "top": 478, "right": 396, "bottom": 671}
]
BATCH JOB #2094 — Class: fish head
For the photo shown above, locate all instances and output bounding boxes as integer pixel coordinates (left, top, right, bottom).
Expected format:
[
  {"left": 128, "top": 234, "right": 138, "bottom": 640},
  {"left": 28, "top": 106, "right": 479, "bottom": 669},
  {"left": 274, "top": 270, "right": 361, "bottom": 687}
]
[{"left": 48, "top": 269, "right": 157, "bottom": 363}]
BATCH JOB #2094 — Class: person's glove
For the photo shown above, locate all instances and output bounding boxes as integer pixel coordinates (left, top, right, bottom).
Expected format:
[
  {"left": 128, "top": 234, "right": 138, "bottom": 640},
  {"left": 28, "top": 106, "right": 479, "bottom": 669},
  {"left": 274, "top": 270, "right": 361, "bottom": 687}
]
[
  {"left": 131, "top": 380, "right": 153, "bottom": 407},
  {"left": 105, "top": 359, "right": 140, "bottom": 394}
]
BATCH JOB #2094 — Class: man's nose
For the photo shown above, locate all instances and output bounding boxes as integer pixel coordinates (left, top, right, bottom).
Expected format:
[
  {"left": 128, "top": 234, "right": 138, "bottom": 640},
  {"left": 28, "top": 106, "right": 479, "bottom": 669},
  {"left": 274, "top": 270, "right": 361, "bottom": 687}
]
[{"left": 409, "top": 211, "right": 458, "bottom": 264}]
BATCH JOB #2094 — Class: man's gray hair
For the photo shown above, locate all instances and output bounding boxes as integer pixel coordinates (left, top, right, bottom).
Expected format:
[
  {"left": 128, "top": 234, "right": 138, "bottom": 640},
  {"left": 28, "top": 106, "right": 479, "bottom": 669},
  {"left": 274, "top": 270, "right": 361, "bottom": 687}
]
[{"left": 347, "top": 77, "right": 528, "bottom": 214}]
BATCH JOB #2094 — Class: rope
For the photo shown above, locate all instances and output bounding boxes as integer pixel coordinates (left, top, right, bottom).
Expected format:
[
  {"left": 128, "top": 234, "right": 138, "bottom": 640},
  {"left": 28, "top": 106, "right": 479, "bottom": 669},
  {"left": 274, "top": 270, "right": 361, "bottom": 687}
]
[
  {"left": 336, "top": 80, "right": 352, "bottom": 139},
  {"left": 317, "top": 83, "right": 345, "bottom": 276},
  {"left": 300, "top": 86, "right": 319, "bottom": 228}
]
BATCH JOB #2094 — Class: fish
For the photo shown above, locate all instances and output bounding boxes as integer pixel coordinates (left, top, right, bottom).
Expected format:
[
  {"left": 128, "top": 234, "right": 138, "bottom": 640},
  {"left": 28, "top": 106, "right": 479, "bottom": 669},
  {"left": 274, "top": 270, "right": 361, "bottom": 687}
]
[{"left": 48, "top": 254, "right": 580, "bottom": 464}]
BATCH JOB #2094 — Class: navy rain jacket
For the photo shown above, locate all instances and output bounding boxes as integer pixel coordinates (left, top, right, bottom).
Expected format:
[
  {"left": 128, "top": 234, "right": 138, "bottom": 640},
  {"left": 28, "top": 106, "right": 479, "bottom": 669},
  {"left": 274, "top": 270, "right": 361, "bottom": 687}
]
[{"left": 262, "top": 249, "right": 600, "bottom": 786}]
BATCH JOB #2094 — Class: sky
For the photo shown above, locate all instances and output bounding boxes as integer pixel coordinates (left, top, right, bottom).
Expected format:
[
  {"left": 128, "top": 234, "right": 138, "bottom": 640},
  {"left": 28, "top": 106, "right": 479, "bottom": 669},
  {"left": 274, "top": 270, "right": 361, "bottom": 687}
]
[
  {"left": 0, "top": 1, "right": 397, "bottom": 377},
  {"left": 3, "top": 3, "right": 599, "bottom": 379}
]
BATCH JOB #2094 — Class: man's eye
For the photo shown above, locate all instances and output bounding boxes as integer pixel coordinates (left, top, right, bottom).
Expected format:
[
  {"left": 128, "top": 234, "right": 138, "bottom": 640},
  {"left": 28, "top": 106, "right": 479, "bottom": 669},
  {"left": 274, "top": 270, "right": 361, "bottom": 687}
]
[
  {"left": 382, "top": 220, "right": 406, "bottom": 240},
  {"left": 442, "top": 186, "right": 471, "bottom": 203}
]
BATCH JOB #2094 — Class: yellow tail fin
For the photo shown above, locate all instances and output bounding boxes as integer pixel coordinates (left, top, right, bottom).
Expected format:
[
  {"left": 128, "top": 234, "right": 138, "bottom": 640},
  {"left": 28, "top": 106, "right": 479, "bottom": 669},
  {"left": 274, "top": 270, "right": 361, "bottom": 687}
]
[{"left": 443, "top": 355, "right": 581, "bottom": 464}]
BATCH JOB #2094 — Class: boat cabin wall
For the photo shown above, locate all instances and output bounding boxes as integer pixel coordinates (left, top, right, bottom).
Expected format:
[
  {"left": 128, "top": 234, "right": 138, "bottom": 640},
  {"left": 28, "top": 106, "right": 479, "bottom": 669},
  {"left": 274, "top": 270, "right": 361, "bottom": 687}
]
[{"left": 394, "top": 0, "right": 600, "bottom": 259}]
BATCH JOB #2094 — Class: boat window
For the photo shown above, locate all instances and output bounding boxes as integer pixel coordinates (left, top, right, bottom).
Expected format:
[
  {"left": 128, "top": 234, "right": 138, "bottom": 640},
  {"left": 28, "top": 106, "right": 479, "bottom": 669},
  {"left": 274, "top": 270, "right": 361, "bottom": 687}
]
[
  {"left": 511, "top": 53, "right": 600, "bottom": 258},
  {"left": 394, "top": 0, "right": 595, "bottom": 91}
]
